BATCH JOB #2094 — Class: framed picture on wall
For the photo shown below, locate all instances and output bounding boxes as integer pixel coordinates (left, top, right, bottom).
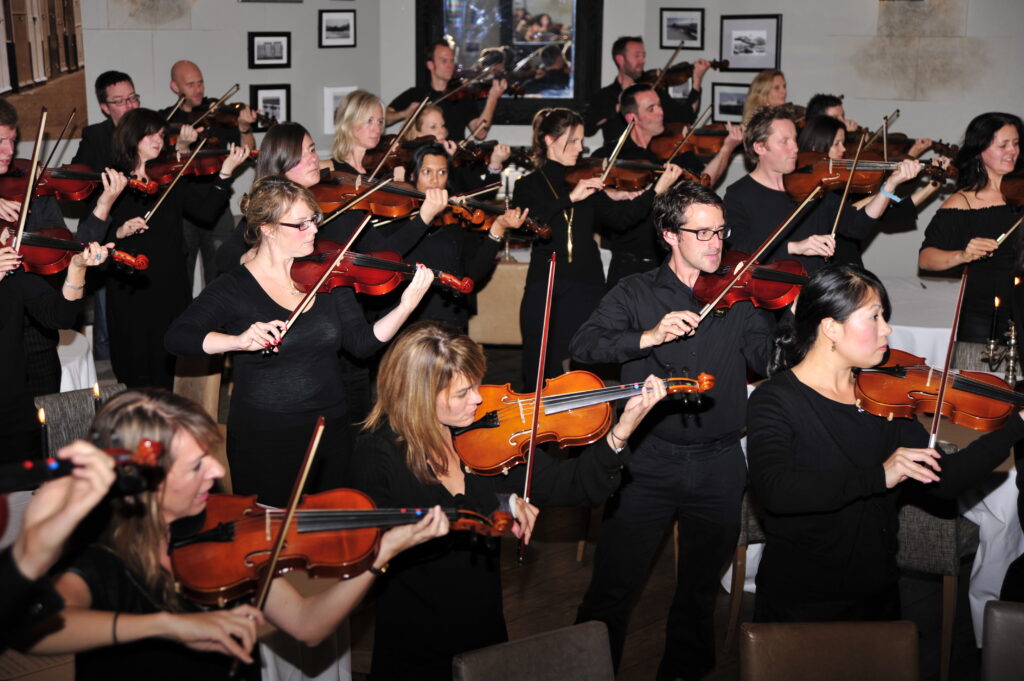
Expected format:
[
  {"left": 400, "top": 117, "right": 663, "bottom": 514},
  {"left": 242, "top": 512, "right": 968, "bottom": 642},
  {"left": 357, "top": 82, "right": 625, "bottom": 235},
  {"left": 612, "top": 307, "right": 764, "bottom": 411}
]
[
  {"left": 323, "top": 86, "right": 357, "bottom": 135},
  {"left": 250, "top": 84, "right": 290, "bottom": 126},
  {"left": 248, "top": 32, "right": 291, "bottom": 68},
  {"left": 319, "top": 10, "right": 357, "bottom": 48},
  {"left": 660, "top": 9, "right": 703, "bottom": 50},
  {"left": 711, "top": 82, "right": 748, "bottom": 124},
  {"left": 719, "top": 14, "right": 781, "bottom": 71}
]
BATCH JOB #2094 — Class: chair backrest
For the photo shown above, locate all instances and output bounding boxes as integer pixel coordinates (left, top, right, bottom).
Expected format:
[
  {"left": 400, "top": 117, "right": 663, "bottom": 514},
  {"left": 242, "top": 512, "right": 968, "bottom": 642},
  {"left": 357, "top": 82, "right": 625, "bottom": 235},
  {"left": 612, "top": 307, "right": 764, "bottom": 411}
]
[
  {"left": 738, "top": 489, "right": 766, "bottom": 546},
  {"left": 452, "top": 621, "right": 614, "bottom": 681},
  {"left": 173, "top": 355, "right": 224, "bottom": 424},
  {"left": 982, "top": 600, "right": 1024, "bottom": 681},
  {"left": 896, "top": 502, "right": 979, "bottom": 575},
  {"left": 34, "top": 384, "right": 128, "bottom": 457},
  {"left": 739, "top": 620, "right": 919, "bottom": 681}
]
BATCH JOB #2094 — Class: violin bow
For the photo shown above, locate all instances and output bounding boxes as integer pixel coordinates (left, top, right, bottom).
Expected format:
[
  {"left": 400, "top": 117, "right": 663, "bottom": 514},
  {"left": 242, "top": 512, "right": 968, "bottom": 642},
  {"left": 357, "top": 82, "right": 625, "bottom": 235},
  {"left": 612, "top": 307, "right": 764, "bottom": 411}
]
[
  {"left": 601, "top": 120, "right": 636, "bottom": 184},
  {"left": 651, "top": 38, "right": 686, "bottom": 90},
  {"left": 12, "top": 108, "right": 48, "bottom": 253},
  {"left": 518, "top": 252, "right": 556, "bottom": 564},
  {"left": 38, "top": 108, "right": 76, "bottom": 178},
  {"left": 927, "top": 266, "right": 970, "bottom": 449},
  {"left": 995, "top": 213, "right": 1024, "bottom": 247},
  {"left": 663, "top": 106, "right": 711, "bottom": 169},
  {"left": 697, "top": 185, "right": 823, "bottom": 321},
  {"left": 320, "top": 177, "right": 393, "bottom": 227},
  {"left": 367, "top": 97, "right": 430, "bottom": 184},
  {"left": 188, "top": 83, "right": 240, "bottom": 129},
  {"left": 860, "top": 109, "right": 901, "bottom": 158},
  {"left": 371, "top": 182, "right": 500, "bottom": 227},
  {"left": 165, "top": 94, "right": 186, "bottom": 122},
  {"left": 828, "top": 134, "right": 866, "bottom": 241},
  {"left": 228, "top": 416, "right": 326, "bottom": 677},
  {"left": 432, "top": 64, "right": 499, "bottom": 105},
  {"left": 142, "top": 136, "right": 209, "bottom": 223},
  {"left": 265, "top": 214, "right": 374, "bottom": 356},
  {"left": 459, "top": 118, "right": 489, "bottom": 148}
]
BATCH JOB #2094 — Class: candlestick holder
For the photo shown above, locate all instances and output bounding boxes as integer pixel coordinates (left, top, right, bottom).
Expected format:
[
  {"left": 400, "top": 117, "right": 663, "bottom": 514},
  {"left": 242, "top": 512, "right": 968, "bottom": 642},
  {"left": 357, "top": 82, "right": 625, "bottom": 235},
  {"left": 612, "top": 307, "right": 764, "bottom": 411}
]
[{"left": 980, "top": 319, "right": 1019, "bottom": 384}]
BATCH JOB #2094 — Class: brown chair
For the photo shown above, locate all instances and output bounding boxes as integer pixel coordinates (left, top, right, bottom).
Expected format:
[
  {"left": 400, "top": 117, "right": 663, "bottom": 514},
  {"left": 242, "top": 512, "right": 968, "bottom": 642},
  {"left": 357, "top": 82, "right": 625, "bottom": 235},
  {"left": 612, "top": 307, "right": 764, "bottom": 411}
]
[
  {"left": 452, "top": 621, "right": 614, "bottom": 681},
  {"left": 739, "top": 620, "right": 919, "bottom": 681},
  {"left": 981, "top": 600, "right": 1024, "bottom": 681},
  {"left": 34, "top": 383, "right": 128, "bottom": 456},
  {"left": 725, "top": 489, "right": 766, "bottom": 647}
]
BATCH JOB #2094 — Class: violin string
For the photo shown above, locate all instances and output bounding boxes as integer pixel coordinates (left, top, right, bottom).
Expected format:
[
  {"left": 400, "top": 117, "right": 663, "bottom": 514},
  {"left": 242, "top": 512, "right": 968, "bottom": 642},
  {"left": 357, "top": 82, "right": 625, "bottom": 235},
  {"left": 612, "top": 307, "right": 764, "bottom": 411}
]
[
  {"left": 480, "top": 378, "right": 698, "bottom": 421},
  {"left": 863, "top": 363, "right": 1024, "bottom": 405}
]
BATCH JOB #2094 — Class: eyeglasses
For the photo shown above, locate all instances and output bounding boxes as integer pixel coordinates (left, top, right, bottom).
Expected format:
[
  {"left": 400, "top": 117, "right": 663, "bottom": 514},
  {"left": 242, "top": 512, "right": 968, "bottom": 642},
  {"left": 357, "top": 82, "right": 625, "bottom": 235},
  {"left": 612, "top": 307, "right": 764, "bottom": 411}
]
[
  {"left": 105, "top": 94, "right": 141, "bottom": 107},
  {"left": 678, "top": 227, "right": 731, "bottom": 241},
  {"left": 277, "top": 216, "right": 321, "bottom": 231}
]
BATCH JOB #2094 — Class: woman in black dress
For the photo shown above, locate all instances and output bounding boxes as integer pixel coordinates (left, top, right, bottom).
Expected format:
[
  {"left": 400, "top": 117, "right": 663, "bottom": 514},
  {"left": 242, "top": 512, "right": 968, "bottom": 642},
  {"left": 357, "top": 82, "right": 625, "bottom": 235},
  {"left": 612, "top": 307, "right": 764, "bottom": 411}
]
[
  {"left": 511, "top": 107, "right": 681, "bottom": 387},
  {"left": 105, "top": 108, "right": 248, "bottom": 389},
  {"left": 351, "top": 320, "right": 666, "bottom": 681},
  {"left": 918, "top": 112, "right": 1022, "bottom": 342},
  {"left": 747, "top": 264, "right": 1024, "bottom": 622},
  {"left": 27, "top": 388, "right": 448, "bottom": 681},
  {"left": 166, "top": 176, "right": 431, "bottom": 507}
]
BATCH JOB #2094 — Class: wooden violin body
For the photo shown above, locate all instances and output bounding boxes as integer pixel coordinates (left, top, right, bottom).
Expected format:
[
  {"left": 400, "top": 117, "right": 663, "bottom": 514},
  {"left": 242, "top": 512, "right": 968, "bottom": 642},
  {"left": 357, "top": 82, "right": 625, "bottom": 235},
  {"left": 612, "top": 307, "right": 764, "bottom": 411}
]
[
  {"left": 1, "top": 224, "right": 149, "bottom": 275},
  {"left": 692, "top": 251, "right": 807, "bottom": 312}
]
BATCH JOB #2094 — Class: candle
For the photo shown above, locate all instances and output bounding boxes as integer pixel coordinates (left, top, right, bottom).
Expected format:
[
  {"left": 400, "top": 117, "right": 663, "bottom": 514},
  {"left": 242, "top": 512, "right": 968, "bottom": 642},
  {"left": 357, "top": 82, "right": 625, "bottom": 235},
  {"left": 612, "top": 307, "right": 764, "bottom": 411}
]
[
  {"left": 991, "top": 296, "right": 1001, "bottom": 341},
  {"left": 92, "top": 382, "right": 102, "bottom": 414},
  {"left": 38, "top": 407, "right": 48, "bottom": 458}
]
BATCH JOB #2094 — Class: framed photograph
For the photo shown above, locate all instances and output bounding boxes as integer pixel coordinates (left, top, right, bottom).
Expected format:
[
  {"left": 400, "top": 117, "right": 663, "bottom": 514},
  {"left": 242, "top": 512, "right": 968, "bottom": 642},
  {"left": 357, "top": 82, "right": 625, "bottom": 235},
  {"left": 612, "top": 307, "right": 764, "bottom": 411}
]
[
  {"left": 660, "top": 9, "right": 704, "bottom": 50},
  {"left": 319, "top": 10, "right": 356, "bottom": 48},
  {"left": 719, "top": 14, "right": 782, "bottom": 71},
  {"left": 323, "top": 86, "right": 357, "bottom": 135},
  {"left": 250, "top": 84, "right": 290, "bottom": 127},
  {"left": 668, "top": 81, "right": 692, "bottom": 101},
  {"left": 248, "top": 32, "right": 291, "bottom": 69},
  {"left": 711, "top": 82, "right": 748, "bottom": 124}
]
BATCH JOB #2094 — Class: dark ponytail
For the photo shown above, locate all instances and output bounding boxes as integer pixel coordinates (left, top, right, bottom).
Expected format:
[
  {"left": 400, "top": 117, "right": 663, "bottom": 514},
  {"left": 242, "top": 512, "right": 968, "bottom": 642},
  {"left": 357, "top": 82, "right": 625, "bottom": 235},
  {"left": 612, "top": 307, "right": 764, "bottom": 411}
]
[
  {"left": 530, "top": 107, "right": 582, "bottom": 167},
  {"left": 768, "top": 264, "right": 891, "bottom": 375}
]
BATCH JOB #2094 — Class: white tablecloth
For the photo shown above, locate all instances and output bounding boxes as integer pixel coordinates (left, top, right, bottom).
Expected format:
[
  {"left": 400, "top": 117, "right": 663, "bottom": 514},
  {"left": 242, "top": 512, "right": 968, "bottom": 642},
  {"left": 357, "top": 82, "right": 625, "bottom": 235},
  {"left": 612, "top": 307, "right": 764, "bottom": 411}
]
[
  {"left": 57, "top": 329, "right": 96, "bottom": 392},
  {"left": 882, "top": 275, "right": 963, "bottom": 367}
]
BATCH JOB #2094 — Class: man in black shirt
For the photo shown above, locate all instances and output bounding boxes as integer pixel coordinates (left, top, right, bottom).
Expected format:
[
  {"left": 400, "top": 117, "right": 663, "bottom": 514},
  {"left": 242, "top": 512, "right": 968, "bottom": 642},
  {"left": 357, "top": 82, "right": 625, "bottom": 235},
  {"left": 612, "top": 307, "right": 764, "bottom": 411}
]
[
  {"left": 572, "top": 182, "right": 776, "bottom": 681},
  {"left": 594, "top": 83, "right": 742, "bottom": 287},
  {"left": 72, "top": 70, "right": 141, "bottom": 172},
  {"left": 160, "top": 60, "right": 256, "bottom": 288},
  {"left": 387, "top": 40, "right": 505, "bottom": 141},
  {"left": 584, "top": 36, "right": 705, "bottom": 146}
]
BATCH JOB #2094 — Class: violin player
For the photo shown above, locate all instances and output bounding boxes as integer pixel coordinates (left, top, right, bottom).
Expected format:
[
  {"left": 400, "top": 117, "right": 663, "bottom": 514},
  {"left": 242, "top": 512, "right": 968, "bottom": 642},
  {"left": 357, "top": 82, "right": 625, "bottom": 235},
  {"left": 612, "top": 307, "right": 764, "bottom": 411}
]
[
  {"left": 71, "top": 71, "right": 140, "bottom": 173},
  {"left": 584, "top": 36, "right": 705, "bottom": 146},
  {"left": 805, "top": 93, "right": 934, "bottom": 160},
  {"left": 741, "top": 70, "right": 789, "bottom": 124},
  {"left": 166, "top": 176, "right": 431, "bottom": 508},
  {"left": 723, "top": 106, "right": 919, "bottom": 275},
  {"left": 350, "top": 321, "right": 666, "bottom": 681},
  {"left": 592, "top": 83, "right": 742, "bottom": 287},
  {"left": 569, "top": 181, "right": 781, "bottom": 681},
  {"left": 23, "top": 388, "right": 448, "bottom": 680},
  {"left": 386, "top": 39, "right": 506, "bottom": 142},
  {"left": 160, "top": 60, "right": 258, "bottom": 287}
]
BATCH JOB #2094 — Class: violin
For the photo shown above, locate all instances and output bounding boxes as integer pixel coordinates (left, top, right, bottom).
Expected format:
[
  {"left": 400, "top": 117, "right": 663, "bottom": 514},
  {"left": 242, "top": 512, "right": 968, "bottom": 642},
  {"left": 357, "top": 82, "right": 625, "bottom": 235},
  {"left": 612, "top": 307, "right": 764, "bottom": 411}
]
[
  {"left": 448, "top": 140, "right": 532, "bottom": 168},
  {"left": 0, "top": 159, "right": 156, "bottom": 201},
  {"left": 1001, "top": 170, "right": 1024, "bottom": 205},
  {"left": 844, "top": 129, "right": 959, "bottom": 159},
  {"left": 783, "top": 151, "right": 954, "bottom": 201},
  {"left": 310, "top": 172, "right": 422, "bottom": 218},
  {"left": 292, "top": 240, "right": 474, "bottom": 296},
  {"left": 2, "top": 224, "right": 149, "bottom": 275},
  {"left": 0, "top": 438, "right": 165, "bottom": 494},
  {"left": 564, "top": 157, "right": 706, "bottom": 191},
  {"left": 692, "top": 251, "right": 807, "bottom": 313},
  {"left": 650, "top": 122, "right": 734, "bottom": 159},
  {"left": 169, "top": 489, "right": 514, "bottom": 607},
  {"left": 452, "top": 370, "right": 715, "bottom": 475},
  {"left": 854, "top": 348, "right": 1024, "bottom": 432},
  {"left": 640, "top": 59, "right": 729, "bottom": 88},
  {"left": 442, "top": 79, "right": 525, "bottom": 102},
  {"left": 144, "top": 146, "right": 258, "bottom": 185}
]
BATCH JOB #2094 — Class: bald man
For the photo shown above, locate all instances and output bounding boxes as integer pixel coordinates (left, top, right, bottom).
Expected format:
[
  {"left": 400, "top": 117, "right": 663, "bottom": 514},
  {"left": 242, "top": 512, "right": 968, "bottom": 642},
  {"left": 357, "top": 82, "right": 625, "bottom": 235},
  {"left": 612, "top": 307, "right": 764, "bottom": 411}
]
[{"left": 160, "top": 60, "right": 256, "bottom": 287}]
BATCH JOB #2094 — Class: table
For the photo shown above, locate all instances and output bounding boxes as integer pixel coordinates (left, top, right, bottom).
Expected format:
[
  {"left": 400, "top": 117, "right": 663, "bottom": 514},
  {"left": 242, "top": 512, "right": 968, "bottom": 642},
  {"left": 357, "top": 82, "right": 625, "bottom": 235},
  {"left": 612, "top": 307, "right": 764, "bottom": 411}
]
[
  {"left": 57, "top": 328, "right": 96, "bottom": 392},
  {"left": 882, "top": 275, "right": 962, "bottom": 366}
]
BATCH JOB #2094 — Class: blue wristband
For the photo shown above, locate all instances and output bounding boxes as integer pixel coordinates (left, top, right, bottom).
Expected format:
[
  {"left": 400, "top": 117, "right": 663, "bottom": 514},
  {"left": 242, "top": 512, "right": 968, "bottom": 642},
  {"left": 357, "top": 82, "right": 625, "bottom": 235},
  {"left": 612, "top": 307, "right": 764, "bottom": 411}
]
[{"left": 880, "top": 189, "right": 902, "bottom": 203}]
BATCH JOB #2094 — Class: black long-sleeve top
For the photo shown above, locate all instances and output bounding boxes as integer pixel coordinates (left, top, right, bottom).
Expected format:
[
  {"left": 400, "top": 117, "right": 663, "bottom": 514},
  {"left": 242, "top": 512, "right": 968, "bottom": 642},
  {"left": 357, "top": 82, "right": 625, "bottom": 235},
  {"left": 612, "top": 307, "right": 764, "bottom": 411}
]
[
  {"left": 747, "top": 369, "right": 1024, "bottom": 601},
  {"left": 0, "top": 547, "right": 64, "bottom": 653},
  {"left": 349, "top": 422, "right": 630, "bottom": 681},
  {"left": 723, "top": 174, "right": 877, "bottom": 274},
  {"left": 570, "top": 261, "right": 776, "bottom": 443},
  {"left": 583, "top": 79, "right": 699, "bottom": 144},
  {"left": 511, "top": 160, "right": 655, "bottom": 285},
  {"left": 25, "top": 195, "right": 111, "bottom": 244},
  {"left": 592, "top": 136, "right": 703, "bottom": 261},
  {"left": 164, "top": 265, "right": 384, "bottom": 428},
  {"left": 71, "top": 119, "right": 115, "bottom": 173}
]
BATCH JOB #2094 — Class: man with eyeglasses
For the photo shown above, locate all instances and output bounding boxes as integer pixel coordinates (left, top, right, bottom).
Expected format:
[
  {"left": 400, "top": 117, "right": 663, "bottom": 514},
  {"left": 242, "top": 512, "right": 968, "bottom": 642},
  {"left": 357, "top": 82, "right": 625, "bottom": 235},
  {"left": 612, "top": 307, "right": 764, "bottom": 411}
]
[
  {"left": 571, "top": 181, "right": 779, "bottom": 681},
  {"left": 593, "top": 83, "right": 743, "bottom": 288},
  {"left": 72, "top": 71, "right": 140, "bottom": 173}
]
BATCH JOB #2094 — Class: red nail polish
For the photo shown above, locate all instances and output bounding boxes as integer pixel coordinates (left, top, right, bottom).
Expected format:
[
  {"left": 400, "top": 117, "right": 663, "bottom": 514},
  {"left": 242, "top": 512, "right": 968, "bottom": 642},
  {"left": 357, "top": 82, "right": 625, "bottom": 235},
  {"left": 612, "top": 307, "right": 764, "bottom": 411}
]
[{"left": 264, "top": 343, "right": 271, "bottom": 348}]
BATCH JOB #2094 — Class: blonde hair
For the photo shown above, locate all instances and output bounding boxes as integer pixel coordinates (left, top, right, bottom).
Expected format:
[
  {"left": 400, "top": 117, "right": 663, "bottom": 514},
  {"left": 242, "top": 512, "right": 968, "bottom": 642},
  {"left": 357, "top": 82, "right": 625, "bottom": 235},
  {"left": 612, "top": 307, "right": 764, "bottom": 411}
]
[
  {"left": 330, "top": 89, "right": 384, "bottom": 163},
  {"left": 364, "top": 322, "right": 486, "bottom": 484},
  {"left": 239, "top": 175, "right": 323, "bottom": 249},
  {"left": 89, "top": 388, "right": 222, "bottom": 611},
  {"left": 407, "top": 103, "right": 445, "bottom": 140},
  {"left": 743, "top": 69, "right": 785, "bottom": 123}
]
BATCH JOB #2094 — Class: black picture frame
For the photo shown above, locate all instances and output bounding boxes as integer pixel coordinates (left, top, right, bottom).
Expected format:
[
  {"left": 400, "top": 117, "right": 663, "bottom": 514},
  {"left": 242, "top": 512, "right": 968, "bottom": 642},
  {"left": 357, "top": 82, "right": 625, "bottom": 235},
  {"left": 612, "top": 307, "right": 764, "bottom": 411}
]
[
  {"left": 248, "top": 32, "right": 291, "bottom": 69},
  {"left": 249, "top": 83, "right": 291, "bottom": 126},
  {"left": 711, "top": 82, "right": 748, "bottom": 124},
  {"left": 414, "top": 0, "right": 603, "bottom": 126},
  {"left": 319, "top": 9, "right": 357, "bottom": 48},
  {"left": 659, "top": 8, "right": 704, "bottom": 50},
  {"left": 719, "top": 14, "right": 782, "bottom": 72}
]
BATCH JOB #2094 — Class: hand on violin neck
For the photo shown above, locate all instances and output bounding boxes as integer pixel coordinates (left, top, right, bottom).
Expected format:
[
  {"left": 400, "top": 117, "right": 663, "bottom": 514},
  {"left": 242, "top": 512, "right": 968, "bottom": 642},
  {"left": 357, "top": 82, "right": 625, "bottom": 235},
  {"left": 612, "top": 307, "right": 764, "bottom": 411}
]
[
  {"left": 654, "top": 163, "right": 683, "bottom": 195},
  {"left": 377, "top": 505, "right": 450, "bottom": 563},
  {"left": 569, "top": 177, "right": 604, "bottom": 203},
  {"left": 787, "top": 234, "right": 835, "bottom": 258},
  {"left": 220, "top": 143, "right": 250, "bottom": 178},
  {"left": 887, "top": 159, "right": 923, "bottom": 188},
  {"left": 420, "top": 187, "right": 448, "bottom": 224},
  {"left": 0, "top": 197, "right": 21, "bottom": 222},
  {"left": 640, "top": 310, "right": 700, "bottom": 349},
  {"left": 615, "top": 374, "right": 669, "bottom": 441},
  {"left": 93, "top": 169, "right": 128, "bottom": 219},
  {"left": 0, "top": 246, "right": 23, "bottom": 275},
  {"left": 907, "top": 138, "right": 933, "bottom": 159},
  {"left": 493, "top": 206, "right": 528, "bottom": 237},
  {"left": 883, "top": 447, "right": 941, "bottom": 488},
  {"left": 175, "top": 123, "right": 200, "bottom": 152},
  {"left": 69, "top": 241, "right": 113, "bottom": 270},
  {"left": 723, "top": 122, "right": 744, "bottom": 151}
]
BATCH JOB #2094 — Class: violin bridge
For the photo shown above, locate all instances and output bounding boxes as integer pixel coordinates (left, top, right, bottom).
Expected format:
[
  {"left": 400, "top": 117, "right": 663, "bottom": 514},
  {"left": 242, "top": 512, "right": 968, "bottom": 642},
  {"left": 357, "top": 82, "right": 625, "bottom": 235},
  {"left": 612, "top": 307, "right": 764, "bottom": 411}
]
[
  {"left": 927, "top": 367, "right": 933, "bottom": 386},
  {"left": 517, "top": 399, "right": 526, "bottom": 424},
  {"left": 265, "top": 512, "right": 271, "bottom": 542}
]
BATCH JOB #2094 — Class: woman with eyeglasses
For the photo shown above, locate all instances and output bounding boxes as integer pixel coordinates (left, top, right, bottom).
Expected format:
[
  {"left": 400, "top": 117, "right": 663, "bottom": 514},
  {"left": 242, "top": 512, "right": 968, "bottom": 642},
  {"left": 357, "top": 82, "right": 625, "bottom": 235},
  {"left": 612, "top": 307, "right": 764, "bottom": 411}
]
[{"left": 166, "top": 176, "right": 431, "bottom": 507}]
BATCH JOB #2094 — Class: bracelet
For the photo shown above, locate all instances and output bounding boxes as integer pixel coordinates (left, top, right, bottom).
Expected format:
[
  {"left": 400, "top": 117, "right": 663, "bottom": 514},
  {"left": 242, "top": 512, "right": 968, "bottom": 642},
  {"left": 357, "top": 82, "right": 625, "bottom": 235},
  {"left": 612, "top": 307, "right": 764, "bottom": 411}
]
[
  {"left": 218, "top": 172, "right": 232, "bottom": 180},
  {"left": 880, "top": 188, "right": 902, "bottom": 203},
  {"left": 368, "top": 563, "right": 389, "bottom": 578},
  {"left": 112, "top": 611, "right": 120, "bottom": 645},
  {"left": 487, "top": 231, "right": 503, "bottom": 243},
  {"left": 63, "top": 281, "right": 85, "bottom": 291},
  {"left": 487, "top": 164, "right": 503, "bottom": 174},
  {"left": 609, "top": 428, "right": 628, "bottom": 453}
]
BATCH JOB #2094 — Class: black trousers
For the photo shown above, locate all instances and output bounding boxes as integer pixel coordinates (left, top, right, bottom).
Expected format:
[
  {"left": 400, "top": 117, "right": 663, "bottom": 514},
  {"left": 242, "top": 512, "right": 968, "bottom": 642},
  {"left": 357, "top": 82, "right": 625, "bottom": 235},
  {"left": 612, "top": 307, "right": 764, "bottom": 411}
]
[{"left": 576, "top": 432, "right": 746, "bottom": 681}]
